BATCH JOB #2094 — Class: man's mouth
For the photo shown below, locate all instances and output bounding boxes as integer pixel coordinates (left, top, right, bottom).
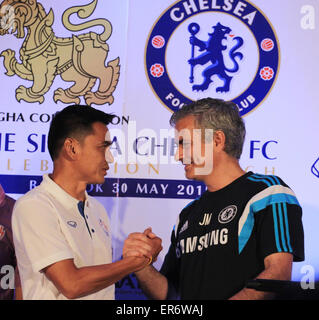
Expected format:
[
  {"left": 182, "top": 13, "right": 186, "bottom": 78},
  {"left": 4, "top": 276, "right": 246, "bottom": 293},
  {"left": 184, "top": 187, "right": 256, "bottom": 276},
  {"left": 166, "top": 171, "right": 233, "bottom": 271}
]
[{"left": 102, "top": 166, "right": 109, "bottom": 173}]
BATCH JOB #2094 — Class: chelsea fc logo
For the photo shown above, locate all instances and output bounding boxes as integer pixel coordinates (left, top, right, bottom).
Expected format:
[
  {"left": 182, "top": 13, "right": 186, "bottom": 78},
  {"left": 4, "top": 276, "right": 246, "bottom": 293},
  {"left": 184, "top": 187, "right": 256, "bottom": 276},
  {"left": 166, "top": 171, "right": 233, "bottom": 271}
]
[
  {"left": 218, "top": 205, "right": 237, "bottom": 224},
  {"left": 145, "top": 0, "right": 280, "bottom": 116}
]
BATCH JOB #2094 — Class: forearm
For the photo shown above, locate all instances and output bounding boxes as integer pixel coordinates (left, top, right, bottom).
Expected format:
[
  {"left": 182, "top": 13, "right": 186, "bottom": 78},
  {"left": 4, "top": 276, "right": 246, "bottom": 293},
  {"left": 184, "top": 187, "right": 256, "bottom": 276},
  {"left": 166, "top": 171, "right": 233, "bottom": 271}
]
[
  {"left": 229, "top": 288, "right": 275, "bottom": 300},
  {"left": 135, "top": 265, "right": 168, "bottom": 300},
  {"left": 229, "top": 271, "right": 277, "bottom": 300},
  {"left": 77, "top": 257, "right": 149, "bottom": 298},
  {"left": 46, "top": 256, "right": 148, "bottom": 299},
  {"left": 229, "top": 263, "right": 292, "bottom": 300}
]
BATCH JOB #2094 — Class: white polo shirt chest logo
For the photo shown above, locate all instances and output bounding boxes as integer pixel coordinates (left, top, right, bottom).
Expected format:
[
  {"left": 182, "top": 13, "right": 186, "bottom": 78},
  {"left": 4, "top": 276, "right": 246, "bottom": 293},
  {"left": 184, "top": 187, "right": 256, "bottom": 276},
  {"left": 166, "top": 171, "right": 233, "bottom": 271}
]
[{"left": 67, "top": 221, "right": 77, "bottom": 228}]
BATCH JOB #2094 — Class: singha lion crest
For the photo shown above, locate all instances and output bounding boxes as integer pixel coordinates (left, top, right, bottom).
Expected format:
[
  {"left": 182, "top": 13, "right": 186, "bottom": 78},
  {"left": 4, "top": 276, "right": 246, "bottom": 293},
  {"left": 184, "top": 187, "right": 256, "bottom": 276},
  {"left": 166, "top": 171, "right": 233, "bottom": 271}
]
[
  {"left": 0, "top": 0, "right": 120, "bottom": 106},
  {"left": 188, "top": 22, "right": 243, "bottom": 93}
]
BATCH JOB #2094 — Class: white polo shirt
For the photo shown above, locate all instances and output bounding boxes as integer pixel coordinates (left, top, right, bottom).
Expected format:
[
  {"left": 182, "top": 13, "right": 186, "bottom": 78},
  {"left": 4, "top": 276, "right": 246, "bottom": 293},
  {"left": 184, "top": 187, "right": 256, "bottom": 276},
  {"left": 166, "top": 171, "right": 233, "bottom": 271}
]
[{"left": 12, "top": 174, "right": 114, "bottom": 300}]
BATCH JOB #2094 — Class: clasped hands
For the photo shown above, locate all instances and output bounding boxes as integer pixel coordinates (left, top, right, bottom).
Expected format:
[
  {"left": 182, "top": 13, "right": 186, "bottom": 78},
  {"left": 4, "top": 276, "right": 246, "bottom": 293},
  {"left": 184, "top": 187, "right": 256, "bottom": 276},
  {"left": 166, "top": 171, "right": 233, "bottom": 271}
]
[{"left": 123, "top": 227, "right": 163, "bottom": 270}]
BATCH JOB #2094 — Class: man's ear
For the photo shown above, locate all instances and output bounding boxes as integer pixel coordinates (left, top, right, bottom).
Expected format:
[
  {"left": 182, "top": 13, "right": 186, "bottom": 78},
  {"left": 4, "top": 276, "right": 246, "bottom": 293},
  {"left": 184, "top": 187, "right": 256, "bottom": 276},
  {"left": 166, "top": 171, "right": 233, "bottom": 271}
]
[
  {"left": 63, "top": 138, "right": 79, "bottom": 159},
  {"left": 213, "top": 130, "right": 226, "bottom": 152}
]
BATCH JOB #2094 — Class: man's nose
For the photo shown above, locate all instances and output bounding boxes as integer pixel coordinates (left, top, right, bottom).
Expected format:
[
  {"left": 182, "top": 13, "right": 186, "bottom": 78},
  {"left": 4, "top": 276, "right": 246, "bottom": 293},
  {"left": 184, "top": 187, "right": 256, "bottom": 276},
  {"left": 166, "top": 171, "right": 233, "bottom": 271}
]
[{"left": 105, "top": 148, "right": 114, "bottom": 163}]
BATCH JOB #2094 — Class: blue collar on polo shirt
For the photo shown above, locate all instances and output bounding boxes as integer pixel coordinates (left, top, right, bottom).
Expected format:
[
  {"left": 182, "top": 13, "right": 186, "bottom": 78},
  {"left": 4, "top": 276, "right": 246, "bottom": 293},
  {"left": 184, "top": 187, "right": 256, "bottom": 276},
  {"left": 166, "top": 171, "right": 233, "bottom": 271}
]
[{"left": 77, "top": 201, "right": 92, "bottom": 238}]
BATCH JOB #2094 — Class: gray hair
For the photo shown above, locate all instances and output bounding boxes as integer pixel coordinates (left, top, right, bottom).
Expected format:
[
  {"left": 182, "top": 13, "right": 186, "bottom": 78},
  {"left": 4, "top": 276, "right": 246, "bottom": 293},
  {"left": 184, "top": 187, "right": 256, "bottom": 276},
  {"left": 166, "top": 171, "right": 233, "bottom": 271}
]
[{"left": 170, "top": 98, "right": 246, "bottom": 159}]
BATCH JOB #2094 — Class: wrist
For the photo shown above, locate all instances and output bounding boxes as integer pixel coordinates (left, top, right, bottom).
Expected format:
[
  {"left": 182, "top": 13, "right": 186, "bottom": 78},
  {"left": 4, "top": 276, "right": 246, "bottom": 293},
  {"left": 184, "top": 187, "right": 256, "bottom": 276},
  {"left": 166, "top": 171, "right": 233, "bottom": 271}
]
[
  {"left": 135, "top": 263, "right": 152, "bottom": 276},
  {"left": 123, "top": 255, "right": 149, "bottom": 271}
]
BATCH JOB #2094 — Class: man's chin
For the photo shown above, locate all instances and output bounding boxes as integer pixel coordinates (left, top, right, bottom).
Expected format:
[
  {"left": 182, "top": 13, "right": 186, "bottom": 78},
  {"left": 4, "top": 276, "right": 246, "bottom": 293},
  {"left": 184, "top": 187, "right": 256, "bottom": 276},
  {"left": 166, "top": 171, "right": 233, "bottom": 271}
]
[
  {"left": 186, "top": 175, "right": 200, "bottom": 181},
  {"left": 185, "top": 169, "right": 207, "bottom": 182},
  {"left": 88, "top": 177, "right": 106, "bottom": 185},
  {"left": 185, "top": 171, "right": 196, "bottom": 180}
]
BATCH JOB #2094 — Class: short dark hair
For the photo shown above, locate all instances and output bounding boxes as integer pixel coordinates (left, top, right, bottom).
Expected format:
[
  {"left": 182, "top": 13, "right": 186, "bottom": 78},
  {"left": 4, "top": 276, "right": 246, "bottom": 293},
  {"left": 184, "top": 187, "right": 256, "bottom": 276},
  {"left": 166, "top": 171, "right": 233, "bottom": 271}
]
[
  {"left": 48, "top": 105, "right": 115, "bottom": 161},
  {"left": 170, "top": 98, "right": 246, "bottom": 159}
]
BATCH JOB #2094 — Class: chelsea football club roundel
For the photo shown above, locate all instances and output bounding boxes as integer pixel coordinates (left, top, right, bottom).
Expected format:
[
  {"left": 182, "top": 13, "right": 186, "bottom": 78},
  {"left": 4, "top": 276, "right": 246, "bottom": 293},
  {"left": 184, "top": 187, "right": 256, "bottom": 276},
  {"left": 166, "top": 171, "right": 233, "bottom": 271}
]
[{"left": 145, "top": 0, "right": 280, "bottom": 116}]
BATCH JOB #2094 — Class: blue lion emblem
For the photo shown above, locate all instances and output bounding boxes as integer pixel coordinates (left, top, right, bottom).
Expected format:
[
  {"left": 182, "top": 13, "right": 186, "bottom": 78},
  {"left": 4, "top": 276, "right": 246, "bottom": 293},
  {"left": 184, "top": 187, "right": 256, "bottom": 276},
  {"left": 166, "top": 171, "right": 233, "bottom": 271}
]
[
  {"left": 188, "top": 22, "right": 244, "bottom": 93},
  {"left": 145, "top": 0, "right": 279, "bottom": 115}
]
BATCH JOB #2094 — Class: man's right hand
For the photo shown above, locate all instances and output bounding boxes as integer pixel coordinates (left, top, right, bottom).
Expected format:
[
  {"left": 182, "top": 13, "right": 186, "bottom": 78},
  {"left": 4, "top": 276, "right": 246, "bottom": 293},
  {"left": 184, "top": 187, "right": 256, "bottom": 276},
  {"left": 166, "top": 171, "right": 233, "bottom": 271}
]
[{"left": 123, "top": 227, "right": 163, "bottom": 265}]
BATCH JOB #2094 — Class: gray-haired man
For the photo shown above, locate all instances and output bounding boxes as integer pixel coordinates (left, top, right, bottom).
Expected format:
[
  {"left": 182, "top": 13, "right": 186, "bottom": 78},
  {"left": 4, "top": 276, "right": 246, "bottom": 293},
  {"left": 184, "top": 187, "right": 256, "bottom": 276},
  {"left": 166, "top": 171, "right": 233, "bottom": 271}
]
[{"left": 123, "top": 98, "right": 304, "bottom": 300}]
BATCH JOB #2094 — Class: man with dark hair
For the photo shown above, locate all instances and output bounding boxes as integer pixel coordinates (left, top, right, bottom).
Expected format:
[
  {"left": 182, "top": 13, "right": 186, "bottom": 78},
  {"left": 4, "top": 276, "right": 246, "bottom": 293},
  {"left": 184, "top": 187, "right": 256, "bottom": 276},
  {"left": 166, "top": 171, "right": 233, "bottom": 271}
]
[
  {"left": 12, "top": 105, "right": 161, "bottom": 300},
  {"left": 124, "top": 98, "right": 304, "bottom": 300},
  {"left": 47, "top": 105, "right": 116, "bottom": 161}
]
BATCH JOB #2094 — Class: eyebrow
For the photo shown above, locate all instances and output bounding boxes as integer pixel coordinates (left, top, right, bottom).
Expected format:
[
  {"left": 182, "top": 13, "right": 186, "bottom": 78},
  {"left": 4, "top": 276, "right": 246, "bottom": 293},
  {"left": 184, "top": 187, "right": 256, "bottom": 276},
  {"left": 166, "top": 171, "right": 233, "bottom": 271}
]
[{"left": 100, "top": 140, "right": 113, "bottom": 147}]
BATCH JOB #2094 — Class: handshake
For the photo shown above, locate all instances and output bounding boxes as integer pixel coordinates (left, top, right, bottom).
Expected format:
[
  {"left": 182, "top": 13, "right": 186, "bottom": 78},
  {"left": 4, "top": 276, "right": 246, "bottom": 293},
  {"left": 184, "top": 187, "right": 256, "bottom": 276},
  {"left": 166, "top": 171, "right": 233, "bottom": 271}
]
[{"left": 123, "top": 227, "right": 163, "bottom": 271}]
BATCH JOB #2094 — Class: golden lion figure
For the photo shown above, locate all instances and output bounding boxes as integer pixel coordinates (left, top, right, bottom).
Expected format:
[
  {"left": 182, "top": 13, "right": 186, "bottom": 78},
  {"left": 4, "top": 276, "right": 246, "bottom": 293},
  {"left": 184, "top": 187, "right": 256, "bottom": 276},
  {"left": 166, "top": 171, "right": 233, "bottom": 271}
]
[{"left": 0, "top": 0, "right": 120, "bottom": 105}]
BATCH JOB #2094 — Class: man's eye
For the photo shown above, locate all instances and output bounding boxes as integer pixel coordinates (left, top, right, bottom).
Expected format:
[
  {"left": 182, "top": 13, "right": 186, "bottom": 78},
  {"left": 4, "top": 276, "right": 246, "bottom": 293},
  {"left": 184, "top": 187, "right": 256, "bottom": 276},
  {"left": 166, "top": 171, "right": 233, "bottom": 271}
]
[{"left": 102, "top": 142, "right": 112, "bottom": 148}]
